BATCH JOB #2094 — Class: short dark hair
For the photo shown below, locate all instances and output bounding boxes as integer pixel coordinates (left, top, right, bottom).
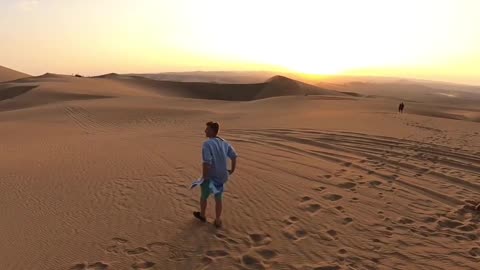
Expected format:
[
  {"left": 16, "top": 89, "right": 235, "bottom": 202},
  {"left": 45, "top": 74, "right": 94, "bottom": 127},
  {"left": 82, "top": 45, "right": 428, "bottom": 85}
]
[{"left": 206, "top": 121, "right": 220, "bottom": 134}]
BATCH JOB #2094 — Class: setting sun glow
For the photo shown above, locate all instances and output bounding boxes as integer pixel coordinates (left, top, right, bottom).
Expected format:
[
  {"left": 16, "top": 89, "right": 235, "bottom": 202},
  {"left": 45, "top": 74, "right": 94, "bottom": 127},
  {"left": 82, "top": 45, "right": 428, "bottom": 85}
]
[{"left": 1, "top": 0, "right": 479, "bottom": 84}]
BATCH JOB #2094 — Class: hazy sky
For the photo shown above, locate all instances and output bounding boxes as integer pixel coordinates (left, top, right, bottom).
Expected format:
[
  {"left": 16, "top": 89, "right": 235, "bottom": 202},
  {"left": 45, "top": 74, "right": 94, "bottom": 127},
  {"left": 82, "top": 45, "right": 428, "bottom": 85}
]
[{"left": 1, "top": 0, "right": 479, "bottom": 84}]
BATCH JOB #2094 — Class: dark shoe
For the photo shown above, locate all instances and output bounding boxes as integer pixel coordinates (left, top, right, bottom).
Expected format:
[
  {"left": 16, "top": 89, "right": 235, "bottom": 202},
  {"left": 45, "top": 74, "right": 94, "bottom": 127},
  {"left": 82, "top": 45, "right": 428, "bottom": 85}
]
[
  {"left": 214, "top": 219, "right": 222, "bottom": 228},
  {"left": 193, "top": 212, "right": 206, "bottom": 222}
]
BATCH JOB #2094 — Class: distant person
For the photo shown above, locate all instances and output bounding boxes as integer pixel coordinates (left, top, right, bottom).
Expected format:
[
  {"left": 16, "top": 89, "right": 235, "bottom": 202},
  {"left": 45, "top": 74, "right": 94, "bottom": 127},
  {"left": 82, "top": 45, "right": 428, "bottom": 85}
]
[
  {"left": 398, "top": 102, "right": 405, "bottom": 113},
  {"left": 193, "top": 121, "right": 238, "bottom": 228}
]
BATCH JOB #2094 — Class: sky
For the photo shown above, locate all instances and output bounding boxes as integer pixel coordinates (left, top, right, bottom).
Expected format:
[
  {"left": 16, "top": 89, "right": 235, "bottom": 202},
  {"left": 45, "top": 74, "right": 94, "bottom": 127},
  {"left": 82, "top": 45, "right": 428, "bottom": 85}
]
[{"left": 1, "top": 0, "right": 479, "bottom": 84}]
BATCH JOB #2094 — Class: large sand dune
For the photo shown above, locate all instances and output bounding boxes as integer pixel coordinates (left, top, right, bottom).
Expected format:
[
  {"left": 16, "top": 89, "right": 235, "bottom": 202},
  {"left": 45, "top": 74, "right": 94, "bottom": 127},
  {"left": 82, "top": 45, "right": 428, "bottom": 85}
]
[
  {"left": 95, "top": 74, "right": 344, "bottom": 101},
  {"left": 0, "top": 65, "right": 30, "bottom": 82},
  {"left": 0, "top": 68, "right": 479, "bottom": 270}
]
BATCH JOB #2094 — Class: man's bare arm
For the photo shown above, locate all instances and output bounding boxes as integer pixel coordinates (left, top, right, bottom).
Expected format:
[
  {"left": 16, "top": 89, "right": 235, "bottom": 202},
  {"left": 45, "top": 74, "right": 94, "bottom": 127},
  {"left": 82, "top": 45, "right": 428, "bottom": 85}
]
[{"left": 229, "top": 157, "right": 237, "bottom": 175}]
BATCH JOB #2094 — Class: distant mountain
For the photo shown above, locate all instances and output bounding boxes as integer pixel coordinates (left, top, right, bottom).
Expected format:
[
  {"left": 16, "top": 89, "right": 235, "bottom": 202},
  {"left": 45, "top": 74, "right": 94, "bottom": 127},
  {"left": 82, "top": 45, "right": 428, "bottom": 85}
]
[
  {"left": 323, "top": 81, "right": 480, "bottom": 107},
  {"left": 131, "top": 71, "right": 480, "bottom": 95},
  {"left": 312, "top": 75, "right": 480, "bottom": 95},
  {"left": 0, "top": 65, "right": 30, "bottom": 82}
]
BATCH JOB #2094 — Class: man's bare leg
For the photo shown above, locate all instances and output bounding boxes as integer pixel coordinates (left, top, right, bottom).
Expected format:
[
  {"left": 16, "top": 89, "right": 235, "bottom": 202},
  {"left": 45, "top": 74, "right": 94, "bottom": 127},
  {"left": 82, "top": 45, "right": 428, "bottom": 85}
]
[
  {"left": 200, "top": 198, "right": 207, "bottom": 218},
  {"left": 214, "top": 197, "right": 223, "bottom": 227}
]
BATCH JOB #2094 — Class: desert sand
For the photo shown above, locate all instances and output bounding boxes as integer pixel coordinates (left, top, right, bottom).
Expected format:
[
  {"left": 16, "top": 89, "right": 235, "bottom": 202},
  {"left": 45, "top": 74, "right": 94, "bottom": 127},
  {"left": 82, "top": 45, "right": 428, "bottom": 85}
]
[
  {"left": 0, "top": 65, "right": 30, "bottom": 83},
  {"left": 1, "top": 68, "right": 479, "bottom": 270}
]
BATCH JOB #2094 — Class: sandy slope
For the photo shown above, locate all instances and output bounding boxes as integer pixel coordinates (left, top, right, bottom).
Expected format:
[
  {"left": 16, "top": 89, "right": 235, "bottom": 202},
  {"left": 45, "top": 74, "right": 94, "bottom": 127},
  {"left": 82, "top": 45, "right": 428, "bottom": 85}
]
[
  {"left": 0, "top": 74, "right": 479, "bottom": 270},
  {"left": 0, "top": 65, "right": 30, "bottom": 82},
  {"left": 95, "top": 74, "right": 343, "bottom": 101}
]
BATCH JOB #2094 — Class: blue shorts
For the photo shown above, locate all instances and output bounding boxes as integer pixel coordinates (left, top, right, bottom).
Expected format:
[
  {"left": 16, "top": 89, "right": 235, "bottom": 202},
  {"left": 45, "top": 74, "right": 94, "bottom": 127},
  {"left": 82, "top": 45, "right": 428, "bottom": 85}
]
[{"left": 200, "top": 179, "right": 224, "bottom": 200}]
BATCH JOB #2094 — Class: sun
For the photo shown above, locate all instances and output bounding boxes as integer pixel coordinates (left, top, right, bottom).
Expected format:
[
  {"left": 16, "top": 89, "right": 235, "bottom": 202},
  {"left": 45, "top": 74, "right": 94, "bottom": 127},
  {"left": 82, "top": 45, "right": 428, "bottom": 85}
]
[
  {"left": 285, "top": 62, "right": 346, "bottom": 76},
  {"left": 277, "top": 54, "right": 350, "bottom": 76}
]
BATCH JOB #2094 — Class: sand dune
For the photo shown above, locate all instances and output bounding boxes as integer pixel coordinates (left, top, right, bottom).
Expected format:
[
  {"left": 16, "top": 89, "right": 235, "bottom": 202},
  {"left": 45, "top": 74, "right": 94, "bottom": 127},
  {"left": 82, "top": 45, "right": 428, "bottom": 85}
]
[
  {"left": 96, "top": 74, "right": 344, "bottom": 101},
  {"left": 1, "top": 66, "right": 479, "bottom": 270},
  {"left": 129, "top": 71, "right": 278, "bottom": 84},
  {"left": 0, "top": 65, "right": 30, "bottom": 82},
  {"left": 0, "top": 73, "right": 168, "bottom": 112},
  {"left": 0, "top": 73, "right": 345, "bottom": 113}
]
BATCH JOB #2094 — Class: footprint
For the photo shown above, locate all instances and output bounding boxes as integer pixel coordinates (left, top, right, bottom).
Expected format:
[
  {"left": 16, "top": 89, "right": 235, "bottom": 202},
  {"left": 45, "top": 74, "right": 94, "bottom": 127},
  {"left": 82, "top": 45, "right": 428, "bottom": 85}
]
[
  {"left": 323, "top": 194, "right": 343, "bottom": 201},
  {"left": 132, "top": 261, "right": 155, "bottom": 269},
  {"left": 289, "top": 216, "right": 299, "bottom": 222},
  {"left": 438, "top": 219, "right": 463, "bottom": 229},
  {"left": 303, "top": 203, "right": 321, "bottom": 214},
  {"left": 112, "top": 237, "right": 128, "bottom": 244},
  {"left": 70, "top": 263, "right": 86, "bottom": 270},
  {"left": 337, "top": 182, "right": 356, "bottom": 189},
  {"left": 338, "top": 249, "right": 347, "bottom": 255},
  {"left": 242, "top": 254, "right": 265, "bottom": 269},
  {"left": 249, "top": 233, "right": 272, "bottom": 247},
  {"left": 147, "top": 241, "right": 167, "bottom": 249},
  {"left": 369, "top": 180, "right": 382, "bottom": 187},
  {"left": 458, "top": 225, "right": 476, "bottom": 232},
  {"left": 300, "top": 196, "right": 312, "bottom": 202},
  {"left": 87, "top": 262, "right": 109, "bottom": 270},
  {"left": 283, "top": 216, "right": 299, "bottom": 225},
  {"left": 469, "top": 247, "right": 480, "bottom": 257},
  {"left": 283, "top": 226, "right": 308, "bottom": 241},
  {"left": 126, "top": 247, "right": 148, "bottom": 255},
  {"left": 312, "top": 265, "right": 341, "bottom": 270},
  {"left": 206, "top": 250, "right": 229, "bottom": 258},
  {"left": 327, "top": 230, "right": 337, "bottom": 237},
  {"left": 215, "top": 233, "right": 239, "bottom": 245},
  {"left": 334, "top": 170, "right": 347, "bottom": 177},
  {"left": 106, "top": 245, "right": 120, "bottom": 254},
  {"left": 343, "top": 217, "right": 353, "bottom": 224},
  {"left": 398, "top": 217, "right": 415, "bottom": 225},
  {"left": 256, "top": 249, "right": 278, "bottom": 260},
  {"left": 314, "top": 186, "right": 326, "bottom": 192},
  {"left": 466, "top": 234, "right": 478, "bottom": 241}
]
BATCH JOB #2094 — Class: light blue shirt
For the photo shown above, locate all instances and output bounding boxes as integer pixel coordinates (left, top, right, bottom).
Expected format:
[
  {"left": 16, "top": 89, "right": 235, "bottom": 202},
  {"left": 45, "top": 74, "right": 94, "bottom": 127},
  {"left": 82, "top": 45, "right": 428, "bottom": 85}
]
[{"left": 202, "top": 137, "right": 237, "bottom": 184}]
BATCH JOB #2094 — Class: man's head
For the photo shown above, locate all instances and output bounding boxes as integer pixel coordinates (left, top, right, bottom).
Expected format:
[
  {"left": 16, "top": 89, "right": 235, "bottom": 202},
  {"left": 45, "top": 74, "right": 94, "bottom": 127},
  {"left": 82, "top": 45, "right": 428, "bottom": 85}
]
[{"left": 205, "top": 121, "right": 220, "bottom": 138}]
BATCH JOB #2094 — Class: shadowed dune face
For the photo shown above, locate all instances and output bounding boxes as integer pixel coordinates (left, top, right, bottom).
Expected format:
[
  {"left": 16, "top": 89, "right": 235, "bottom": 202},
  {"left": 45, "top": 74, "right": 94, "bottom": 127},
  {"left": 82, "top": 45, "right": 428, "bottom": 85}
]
[
  {"left": 0, "top": 84, "right": 38, "bottom": 101},
  {"left": 129, "top": 71, "right": 278, "bottom": 84}
]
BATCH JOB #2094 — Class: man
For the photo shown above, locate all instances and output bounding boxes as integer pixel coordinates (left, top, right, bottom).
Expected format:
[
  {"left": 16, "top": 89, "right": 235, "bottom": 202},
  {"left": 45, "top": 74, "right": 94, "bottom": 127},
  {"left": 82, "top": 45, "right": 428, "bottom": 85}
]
[
  {"left": 398, "top": 102, "right": 405, "bottom": 113},
  {"left": 193, "top": 121, "right": 237, "bottom": 228}
]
